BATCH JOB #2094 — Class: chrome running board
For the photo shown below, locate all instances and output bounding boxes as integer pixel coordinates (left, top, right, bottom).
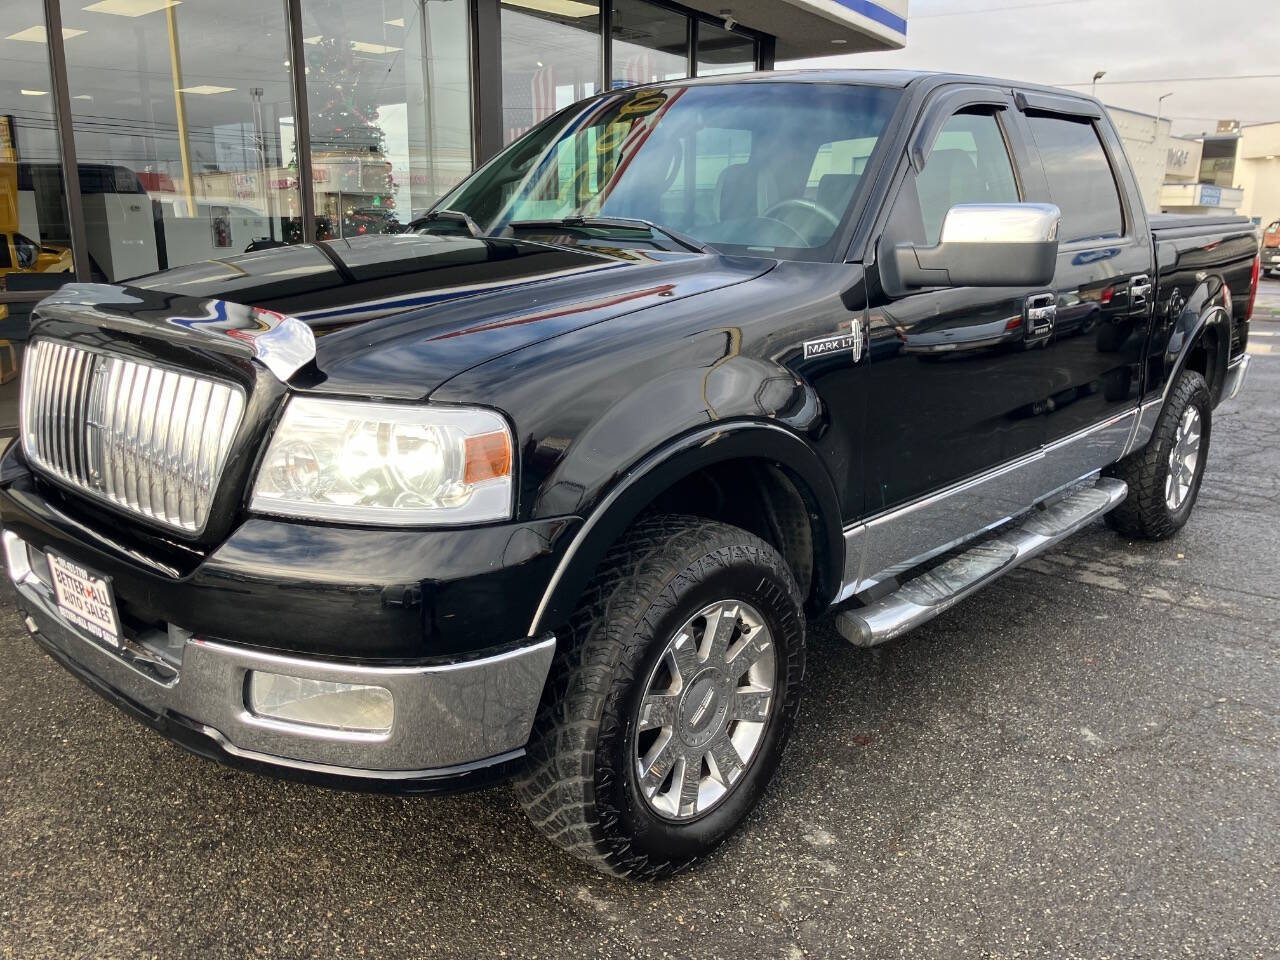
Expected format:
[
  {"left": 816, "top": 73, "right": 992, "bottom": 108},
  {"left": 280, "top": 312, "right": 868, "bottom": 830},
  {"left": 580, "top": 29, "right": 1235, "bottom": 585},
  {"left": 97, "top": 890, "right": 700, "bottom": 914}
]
[{"left": 835, "top": 477, "right": 1128, "bottom": 647}]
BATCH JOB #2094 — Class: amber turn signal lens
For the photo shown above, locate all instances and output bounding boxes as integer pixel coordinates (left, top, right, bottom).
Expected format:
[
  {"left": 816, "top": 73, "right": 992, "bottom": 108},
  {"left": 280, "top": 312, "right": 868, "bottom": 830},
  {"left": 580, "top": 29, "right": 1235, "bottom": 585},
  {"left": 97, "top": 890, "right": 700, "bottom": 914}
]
[{"left": 464, "top": 430, "right": 513, "bottom": 485}]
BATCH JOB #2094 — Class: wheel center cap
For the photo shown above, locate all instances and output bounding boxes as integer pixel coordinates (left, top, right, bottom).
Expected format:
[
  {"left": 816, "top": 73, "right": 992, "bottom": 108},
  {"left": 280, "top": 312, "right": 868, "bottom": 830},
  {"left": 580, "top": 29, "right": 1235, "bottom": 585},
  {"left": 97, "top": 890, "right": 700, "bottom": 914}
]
[{"left": 679, "top": 669, "right": 730, "bottom": 747}]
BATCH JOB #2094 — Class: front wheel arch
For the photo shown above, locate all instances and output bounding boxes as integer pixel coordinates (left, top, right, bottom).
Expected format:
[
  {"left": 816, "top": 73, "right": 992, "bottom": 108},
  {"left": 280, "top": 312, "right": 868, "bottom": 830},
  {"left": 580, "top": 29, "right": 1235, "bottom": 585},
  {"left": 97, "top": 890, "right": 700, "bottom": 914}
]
[{"left": 527, "top": 423, "right": 844, "bottom": 637}]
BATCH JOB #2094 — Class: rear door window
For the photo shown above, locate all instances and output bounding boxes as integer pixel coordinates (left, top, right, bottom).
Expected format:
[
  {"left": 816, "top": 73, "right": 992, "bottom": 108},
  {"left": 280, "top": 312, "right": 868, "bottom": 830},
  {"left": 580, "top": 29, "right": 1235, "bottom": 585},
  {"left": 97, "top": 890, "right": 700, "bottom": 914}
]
[{"left": 1025, "top": 114, "right": 1124, "bottom": 244}]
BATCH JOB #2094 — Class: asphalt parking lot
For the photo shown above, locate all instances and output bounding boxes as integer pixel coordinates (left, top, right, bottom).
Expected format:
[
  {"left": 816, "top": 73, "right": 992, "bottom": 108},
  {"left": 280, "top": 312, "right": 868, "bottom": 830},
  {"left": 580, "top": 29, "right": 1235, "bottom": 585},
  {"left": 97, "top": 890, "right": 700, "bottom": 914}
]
[{"left": 2, "top": 294, "right": 1279, "bottom": 959}]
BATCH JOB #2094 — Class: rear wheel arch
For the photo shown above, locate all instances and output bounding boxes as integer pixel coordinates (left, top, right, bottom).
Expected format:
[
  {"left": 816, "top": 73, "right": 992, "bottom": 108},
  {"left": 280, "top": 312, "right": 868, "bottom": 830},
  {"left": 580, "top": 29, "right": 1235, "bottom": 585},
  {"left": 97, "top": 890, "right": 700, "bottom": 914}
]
[
  {"left": 1166, "top": 278, "right": 1231, "bottom": 404},
  {"left": 528, "top": 423, "right": 845, "bottom": 636}
]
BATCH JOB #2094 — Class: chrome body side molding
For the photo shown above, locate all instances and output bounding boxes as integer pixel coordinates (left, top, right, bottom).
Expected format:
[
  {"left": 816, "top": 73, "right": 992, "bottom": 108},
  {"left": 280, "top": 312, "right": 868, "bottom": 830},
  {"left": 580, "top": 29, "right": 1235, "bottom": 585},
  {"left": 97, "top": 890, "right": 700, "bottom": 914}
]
[{"left": 837, "top": 410, "right": 1136, "bottom": 602}]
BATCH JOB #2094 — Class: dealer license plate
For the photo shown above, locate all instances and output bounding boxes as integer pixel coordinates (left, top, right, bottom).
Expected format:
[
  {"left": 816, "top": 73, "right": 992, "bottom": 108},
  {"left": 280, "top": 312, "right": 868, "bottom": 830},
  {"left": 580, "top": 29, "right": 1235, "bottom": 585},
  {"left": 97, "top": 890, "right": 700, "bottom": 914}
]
[{"left": 47, "top": 553, "right": 121, "bottom": 647}]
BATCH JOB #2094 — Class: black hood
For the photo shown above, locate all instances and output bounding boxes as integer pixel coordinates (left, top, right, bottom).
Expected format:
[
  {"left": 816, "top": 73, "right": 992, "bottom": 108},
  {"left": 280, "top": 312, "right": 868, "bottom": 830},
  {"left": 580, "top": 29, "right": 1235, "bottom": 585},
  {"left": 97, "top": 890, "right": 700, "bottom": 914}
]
[{"left": 119, "top": 234, "right": 773, "bottom": 399}]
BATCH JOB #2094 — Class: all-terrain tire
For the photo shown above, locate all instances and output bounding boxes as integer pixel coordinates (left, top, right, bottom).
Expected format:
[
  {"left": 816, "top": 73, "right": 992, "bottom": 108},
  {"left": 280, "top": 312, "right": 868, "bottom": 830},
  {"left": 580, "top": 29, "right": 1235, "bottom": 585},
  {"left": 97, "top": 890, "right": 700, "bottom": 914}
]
[
  {"left": 514, "top": 515, "right": 806, "bottom": 879},
  {"left": 1105, "top": 370, "right": 1212, "bottom": 540}
]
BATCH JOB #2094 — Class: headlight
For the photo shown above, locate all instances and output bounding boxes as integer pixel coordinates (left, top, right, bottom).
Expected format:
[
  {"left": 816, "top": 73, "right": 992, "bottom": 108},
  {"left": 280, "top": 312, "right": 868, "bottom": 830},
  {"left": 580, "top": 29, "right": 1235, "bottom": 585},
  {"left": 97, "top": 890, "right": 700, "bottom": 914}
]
[{"left": 251, "top": 397, "right": 513, "bottom": 524}]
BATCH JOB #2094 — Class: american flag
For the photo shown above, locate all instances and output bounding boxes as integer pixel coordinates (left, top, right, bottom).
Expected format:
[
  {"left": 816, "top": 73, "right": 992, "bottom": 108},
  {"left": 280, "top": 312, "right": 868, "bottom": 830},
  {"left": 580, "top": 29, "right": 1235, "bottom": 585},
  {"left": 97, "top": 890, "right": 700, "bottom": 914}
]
[{"left": 614, "top": 53, "right": 658, "bottom": 89}]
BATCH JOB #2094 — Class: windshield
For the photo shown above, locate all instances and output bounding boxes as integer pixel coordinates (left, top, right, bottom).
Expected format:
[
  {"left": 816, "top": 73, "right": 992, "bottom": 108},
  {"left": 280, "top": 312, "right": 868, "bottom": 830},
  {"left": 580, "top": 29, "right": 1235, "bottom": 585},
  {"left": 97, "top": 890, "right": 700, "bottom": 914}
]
[{"left": 432, "top": 82, "right": 901, "bottom": 260}]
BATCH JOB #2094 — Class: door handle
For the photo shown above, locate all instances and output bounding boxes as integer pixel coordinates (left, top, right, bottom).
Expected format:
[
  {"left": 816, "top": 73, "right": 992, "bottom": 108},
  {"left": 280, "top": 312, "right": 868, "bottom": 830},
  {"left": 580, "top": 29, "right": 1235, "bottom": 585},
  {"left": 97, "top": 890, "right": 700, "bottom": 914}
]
[
  {"left": 1130, "top": 274, "right": 1153, "bottom": 306},
  {"left": 1025, "top": 293, "right": 1056, "bottom": 339}
]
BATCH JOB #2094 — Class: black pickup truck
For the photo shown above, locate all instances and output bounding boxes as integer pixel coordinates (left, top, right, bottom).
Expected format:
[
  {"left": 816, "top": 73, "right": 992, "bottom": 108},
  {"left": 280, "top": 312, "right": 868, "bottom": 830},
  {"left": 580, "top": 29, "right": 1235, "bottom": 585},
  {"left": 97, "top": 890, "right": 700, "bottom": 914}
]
[{"left": 2, "top": 70, "right": 1260, "bottom": 878}]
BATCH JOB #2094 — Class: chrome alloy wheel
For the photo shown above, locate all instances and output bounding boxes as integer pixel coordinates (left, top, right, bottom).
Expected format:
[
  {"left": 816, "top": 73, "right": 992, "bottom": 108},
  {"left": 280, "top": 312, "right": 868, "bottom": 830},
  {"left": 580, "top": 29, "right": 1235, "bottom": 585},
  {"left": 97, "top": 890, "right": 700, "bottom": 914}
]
[
  {"left": 1165, "top": 405, "right": 1203, "bottom": 511},
  {"left": 633, "top": 600, "right": 777, "bottom": 822}
]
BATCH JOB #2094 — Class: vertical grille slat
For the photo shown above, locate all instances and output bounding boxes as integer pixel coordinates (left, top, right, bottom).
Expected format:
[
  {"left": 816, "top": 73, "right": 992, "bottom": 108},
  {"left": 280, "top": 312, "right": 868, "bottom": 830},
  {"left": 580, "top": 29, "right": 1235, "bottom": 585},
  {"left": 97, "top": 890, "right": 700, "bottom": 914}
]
[
  {"left": 165, "top": 376, "right": 195, "bottom": 523},
  {"left": 38, "top": 343, "right": 55, "bottom": 468},
  {"left": 107, "top": 357, "right": 129, "bottom": 504},
  {"left": 67, "top": 348, "right": 91, "bottom": 481},
  {"left": 182, "top": 380, "right": 212, "bottom": 530},
  {"left": 123, "top": 362, "right": 147, "bottom": 511},
  {"left": 150, "top": 370, "right": 178, "bottom": 522},
  {"left": 18, "top": 340, "right": 246, "bottom": 534},
  {"left": 51, "top": 344, "right": 70, "bottom": 475}
]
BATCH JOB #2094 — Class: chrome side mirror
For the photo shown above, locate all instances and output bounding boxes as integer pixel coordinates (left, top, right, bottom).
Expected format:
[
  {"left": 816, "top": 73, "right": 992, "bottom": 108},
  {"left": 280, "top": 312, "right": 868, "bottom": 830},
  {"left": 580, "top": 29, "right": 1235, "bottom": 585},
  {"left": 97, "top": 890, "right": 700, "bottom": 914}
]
[{"left": 887, "top": 203, "right": 1062, "bottom": 290}]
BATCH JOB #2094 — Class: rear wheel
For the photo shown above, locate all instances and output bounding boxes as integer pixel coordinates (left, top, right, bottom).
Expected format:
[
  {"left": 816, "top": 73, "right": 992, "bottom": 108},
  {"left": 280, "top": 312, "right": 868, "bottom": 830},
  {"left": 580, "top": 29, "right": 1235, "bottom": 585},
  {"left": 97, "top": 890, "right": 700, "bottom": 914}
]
[
  {"left": 1105, "top": 370, "right": 1212, "bottom": 540},
  {"left": 515, "top": 515, "right": 805, "bottom": 878}
]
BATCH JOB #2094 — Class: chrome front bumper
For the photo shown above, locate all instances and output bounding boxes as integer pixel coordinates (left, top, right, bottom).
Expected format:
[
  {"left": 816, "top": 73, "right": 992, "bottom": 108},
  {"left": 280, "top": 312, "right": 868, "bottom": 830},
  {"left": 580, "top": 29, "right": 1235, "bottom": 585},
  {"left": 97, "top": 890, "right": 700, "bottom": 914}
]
[{"left": 6, "top": 531, "right": 555, "bottom": 783}]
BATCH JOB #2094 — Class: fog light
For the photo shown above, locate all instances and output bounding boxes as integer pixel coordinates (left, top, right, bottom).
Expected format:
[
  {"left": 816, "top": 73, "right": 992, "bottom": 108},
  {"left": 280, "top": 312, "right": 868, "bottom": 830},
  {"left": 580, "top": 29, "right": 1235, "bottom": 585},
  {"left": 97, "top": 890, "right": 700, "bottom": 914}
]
[
  {"left": 28, "top": 547, "right": 52, "bottom": 587},
  {"left": 247, "top": 671, "right": 393, "bottom": 734},
  {"left": 2, "top": 531, "right": 32, "bottom": 583}
]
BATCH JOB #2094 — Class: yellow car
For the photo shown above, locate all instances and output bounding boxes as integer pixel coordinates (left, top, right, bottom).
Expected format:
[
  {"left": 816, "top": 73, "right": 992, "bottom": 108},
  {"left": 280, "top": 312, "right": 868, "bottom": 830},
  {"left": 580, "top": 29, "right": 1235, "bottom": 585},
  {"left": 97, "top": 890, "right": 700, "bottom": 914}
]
[{"left": 0, "top": 232, "right": 72, "bottom": 282}]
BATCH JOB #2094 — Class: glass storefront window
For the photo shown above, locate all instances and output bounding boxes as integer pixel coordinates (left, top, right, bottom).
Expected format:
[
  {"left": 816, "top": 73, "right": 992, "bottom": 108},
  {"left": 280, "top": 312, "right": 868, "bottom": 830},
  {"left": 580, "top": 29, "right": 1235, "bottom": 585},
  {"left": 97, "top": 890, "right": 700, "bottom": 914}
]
[
  {"left": 612, "top": 0, "right": 688, "bottom": 89},
  {"left": 59, "top": 0, "right": 302, "bottom": 282},
  {"left": 500, "top": 0, "right": 600, "bottom": 145},
  {"left": 301, "top": 0, "right": 472, "bottom": 239},
  {"left": 2, "top": 1, "right": 76, "bottom": 437},
  {"left": 1, "top": 3, "right": 75, "bottom": 298},
  {"left": 696, "top": 21, "right": 756, "bottom": 77}
]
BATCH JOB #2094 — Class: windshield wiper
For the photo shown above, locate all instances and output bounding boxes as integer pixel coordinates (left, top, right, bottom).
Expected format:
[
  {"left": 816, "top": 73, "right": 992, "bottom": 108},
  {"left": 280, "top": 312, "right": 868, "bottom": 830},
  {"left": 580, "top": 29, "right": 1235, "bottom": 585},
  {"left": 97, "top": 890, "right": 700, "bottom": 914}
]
[
  {"left": 410, "top": 209, "right": 482, "bottom": 238},
  {"left": 507, "top": 216, "right": 711, "bottom": 255}
]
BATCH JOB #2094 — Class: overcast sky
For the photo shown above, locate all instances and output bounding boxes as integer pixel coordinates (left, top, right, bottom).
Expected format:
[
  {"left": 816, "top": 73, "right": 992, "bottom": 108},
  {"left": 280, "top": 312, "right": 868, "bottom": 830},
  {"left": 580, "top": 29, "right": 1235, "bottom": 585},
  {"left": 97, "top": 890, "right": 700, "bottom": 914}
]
[{"left": 784, "top": 0, "right": 1280, "bottom": 138}]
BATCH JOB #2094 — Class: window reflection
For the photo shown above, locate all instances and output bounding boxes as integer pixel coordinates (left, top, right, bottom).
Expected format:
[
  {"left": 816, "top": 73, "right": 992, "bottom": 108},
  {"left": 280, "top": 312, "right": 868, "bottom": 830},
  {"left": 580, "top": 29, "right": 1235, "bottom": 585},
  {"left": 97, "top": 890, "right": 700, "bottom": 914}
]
[
  {"left": 301, "top": 0, "right": 473, "bottom": 239},
  {"left": 696, "top": 21, "right": 756, "bottom": 77},
  {"left": 59, "top": 0, "right": 302, "bottom": 280},
  {"left": 1, "top": 5, "right": 74, "bottom": 297},
  {"left": 500, "top": 0, "right": 600, "bottom": 145},
  {"left": 1, "top": 0, "right": 74, "bottom": 438},
  {"left": 612, "top": 0, "right": 688, "bottom": 88}
]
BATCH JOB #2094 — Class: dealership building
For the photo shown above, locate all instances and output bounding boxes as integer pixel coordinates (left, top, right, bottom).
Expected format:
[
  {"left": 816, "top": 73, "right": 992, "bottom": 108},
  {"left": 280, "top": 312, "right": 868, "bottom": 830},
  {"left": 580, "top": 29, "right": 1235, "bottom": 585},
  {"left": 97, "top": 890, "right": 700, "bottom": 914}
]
[{"left": 0, "top": 0, "right": 907, "bottom": 396}]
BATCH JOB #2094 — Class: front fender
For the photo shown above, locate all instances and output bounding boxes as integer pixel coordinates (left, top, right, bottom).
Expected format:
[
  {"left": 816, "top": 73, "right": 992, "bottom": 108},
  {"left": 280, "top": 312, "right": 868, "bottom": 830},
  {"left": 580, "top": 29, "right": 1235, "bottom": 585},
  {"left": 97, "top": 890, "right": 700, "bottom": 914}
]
[{"left": 527, "top": 422, "right": 845, "bottom": 636}]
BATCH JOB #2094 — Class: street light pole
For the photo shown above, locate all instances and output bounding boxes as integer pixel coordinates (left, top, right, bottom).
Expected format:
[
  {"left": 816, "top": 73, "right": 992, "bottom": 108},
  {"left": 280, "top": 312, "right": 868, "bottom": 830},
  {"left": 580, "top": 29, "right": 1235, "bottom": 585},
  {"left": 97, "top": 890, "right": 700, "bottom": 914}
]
[
  {"left": 1156, "top": 92, "right": 1174, "bottom": 136},
  {"left": 1091, "top": 70, "right": 1106, "bottom": 97}
]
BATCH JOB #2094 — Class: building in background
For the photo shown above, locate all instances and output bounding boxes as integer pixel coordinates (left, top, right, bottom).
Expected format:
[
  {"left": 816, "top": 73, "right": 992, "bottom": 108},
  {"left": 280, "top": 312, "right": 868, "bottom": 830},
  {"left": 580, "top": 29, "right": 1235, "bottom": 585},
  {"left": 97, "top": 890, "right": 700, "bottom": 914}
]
[
  {"left": 1229, "top": 122, "right": 1280, "bottom": 225},
  {"left": 1159, "top": 131, "right": 1244, "bottom": 215},
  {"left": 1150, "top": 121, "right": 1280, "bottom": 222},
  {"left": 1104, "top": 105, "right": 1280, "bottom": 220},
  {"left": 0, "top": 0, "right": 908, "bottom": 433},
  {"left": 1107, "top": 105, "right": 1173, "bottom": 213}
]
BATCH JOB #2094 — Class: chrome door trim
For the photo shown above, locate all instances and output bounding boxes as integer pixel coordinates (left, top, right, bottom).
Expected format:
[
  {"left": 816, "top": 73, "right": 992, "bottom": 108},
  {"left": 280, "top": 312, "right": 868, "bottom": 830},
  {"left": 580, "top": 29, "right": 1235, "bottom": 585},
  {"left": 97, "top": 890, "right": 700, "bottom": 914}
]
[{"left": 837, "top": 409, "right": 1136, "bottom": 602}]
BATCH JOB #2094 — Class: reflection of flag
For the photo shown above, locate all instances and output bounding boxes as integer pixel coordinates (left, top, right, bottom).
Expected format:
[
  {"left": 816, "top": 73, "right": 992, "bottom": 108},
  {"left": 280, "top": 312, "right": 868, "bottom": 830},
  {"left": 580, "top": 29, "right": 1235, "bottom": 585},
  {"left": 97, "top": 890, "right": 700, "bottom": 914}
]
[
  {"left": 531, "top": 66, "right": 556, "bottom": 124},
  {"left": 616, "top": 54, "right": 656, "bottom": 88}
]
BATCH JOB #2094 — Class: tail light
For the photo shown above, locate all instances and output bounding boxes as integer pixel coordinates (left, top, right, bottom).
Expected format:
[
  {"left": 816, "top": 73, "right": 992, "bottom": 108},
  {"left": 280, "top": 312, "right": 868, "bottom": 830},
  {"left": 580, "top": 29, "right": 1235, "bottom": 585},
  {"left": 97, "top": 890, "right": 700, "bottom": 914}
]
[{"left": 1247, "top": 253, "right": 1261, "bottom": 321}]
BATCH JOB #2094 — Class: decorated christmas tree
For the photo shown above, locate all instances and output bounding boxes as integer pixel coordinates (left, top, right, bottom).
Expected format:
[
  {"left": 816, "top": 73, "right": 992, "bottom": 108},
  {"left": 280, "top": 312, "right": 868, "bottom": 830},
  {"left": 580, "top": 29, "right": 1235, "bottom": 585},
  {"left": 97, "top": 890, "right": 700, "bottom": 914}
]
[{"left": 302, "top": 9, "right": 397, "bottom": 236}]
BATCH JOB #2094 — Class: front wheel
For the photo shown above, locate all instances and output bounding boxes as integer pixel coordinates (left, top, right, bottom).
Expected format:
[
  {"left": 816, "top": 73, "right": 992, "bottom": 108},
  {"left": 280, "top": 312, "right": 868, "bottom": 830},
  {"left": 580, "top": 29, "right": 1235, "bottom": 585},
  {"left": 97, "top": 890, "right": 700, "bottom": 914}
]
[
  {"left": 515, "top": 515, "right": 806, "bottom": 878},
  {"left": 1105, "top": 369, "right": 1212, "bottom": 540}
]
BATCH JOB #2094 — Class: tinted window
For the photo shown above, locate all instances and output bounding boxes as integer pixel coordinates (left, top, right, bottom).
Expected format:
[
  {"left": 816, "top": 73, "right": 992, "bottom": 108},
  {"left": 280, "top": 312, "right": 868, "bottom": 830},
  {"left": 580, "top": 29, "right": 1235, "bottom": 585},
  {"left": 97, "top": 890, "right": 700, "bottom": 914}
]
[
  {"left": 1027, "top": 114, "right": 1124, "bottom": 243},
  {"left": 893, "top": 111, "right": 1020, "bottom": 246},
  {"left": 438, "top": 82, "right": 901, "bottom": 260}
]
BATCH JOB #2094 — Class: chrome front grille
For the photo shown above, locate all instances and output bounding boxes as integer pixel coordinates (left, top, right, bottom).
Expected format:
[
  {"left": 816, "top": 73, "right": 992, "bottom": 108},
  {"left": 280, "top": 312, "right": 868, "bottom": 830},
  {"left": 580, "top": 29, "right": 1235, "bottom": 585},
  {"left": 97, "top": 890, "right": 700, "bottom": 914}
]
[{"left": 20, "top": 339, "right": 246, "bottom": 533}]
